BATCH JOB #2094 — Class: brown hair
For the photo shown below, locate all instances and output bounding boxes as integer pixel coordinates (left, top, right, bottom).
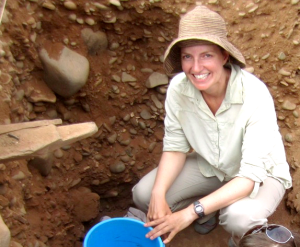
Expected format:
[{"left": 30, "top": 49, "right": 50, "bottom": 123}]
[{"left": 238, "top": 232, "right": 300, "bottom": 247}]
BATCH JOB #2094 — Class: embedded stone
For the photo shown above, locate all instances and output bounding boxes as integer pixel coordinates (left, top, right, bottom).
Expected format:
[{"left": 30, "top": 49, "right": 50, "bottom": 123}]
[
  {"left": 39, "top": 42, "right": 89, "bottom": 98},
  {"left": 109, "top": 161, "right": 125, "bottom": 173},
  {"left": 145, "top": 72, "right": 169, "bottom": 88}
]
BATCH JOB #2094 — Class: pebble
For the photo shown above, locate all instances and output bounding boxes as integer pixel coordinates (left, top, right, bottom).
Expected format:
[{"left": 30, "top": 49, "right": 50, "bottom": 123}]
[
  {"left": 14, "top": 90, "right": 25, "bottom": 101},
  {"left": 122, "top": 72, "right": 137, "bottom": 82},
  {"left": 0, "top": 164, "right": 6, "bottom": 171},
  {"left": 282, "top": 100, "right": 297, "bottom": 110},
  {"left": 141, "top": 68, "right": 153, "bottom": 73},
  {"left": 138, "top": 121, "right": 146, "bottom": 129},
  {"left": 151, "top": 94, "right": 163, "bottom": 109},
  {"left": 110, "top": 42, "right": 119, "bottom": 50},
  {"left": 109, "top": 161, "right": 125, "bottom": 173},
  {"left": 285, "top": 133, "right": 293, "bottom": 143},
  {"left": 145, "top": 72, "right": 169, "bottom": 88},
  {"left": 157, "top": 37, "right": 165, "bottom": 42},
  {"left": 109, "top": 57, "right": 118, "bottom": 64},
  {"left": 248, "top": 4, "right": 258, "bottom": 13},
  {"left": 53, "top": 149, "right": 64, "bottom": 158},
  {"left": 107, "top": 133, "right": 117, "bottom": 144},
  {"left": 156, "top": 85, "right": 168, "bottom": 94},
  {"left": 148, "top": 142, "right": 156, "bottom": 153},
  {"left": 76, "top": 18, "right": 84, "bottom": 24},
  {"left": 42, "top": 2, "right": 56, "bottom": 10},
  {"left": 261, "top": 53, "right": 270, "bottom": 60},
  {"left": 284, "top": 78, "right": 296, "bottom": 84},
  {"left": 109, "top": 116, "right": 116, "bottom": 125},
  {"left": 129, "top": 128, "right": 137, "bottom": 135},
  {"left": 112, "top": 74, "right": 121, "bottom": 82},
  {"left": 293, "top": 110, "right": 299, "bottom": 118},
  {"left": 112, "top": 85, "right": 120, "bottom": 94},
  {"left": 69, "top": 14, "right": 77, "bottom": 21},
  {"left": 140, "top": 109, "right": 152, "bottom": 120},
  {"left": 93, "top": 3, "right": 109, "bottom": 9},
  {"left": 278, "top": 52, "right": 286, "bottom": 60},
  {"left": 11, "top": 171, "right": 26, "bottom": 180},
  {"left": 85, "top": 18, "right": 95, "bottom": 26},
  {"left": 109, "top": 0, "right": 121, "bottom": 7},
  {"left": 104, "top": 189, "right": 118, "bottom": 197},
  {"left": 278, "top": 68, "right": 291, "bottom": 76},
  {"left": 123, "top": 114, "right": 130, "bottom": 121},
  {"left": 120, "top": 155, "right": 130, "bottom": 162},
  {"left": 280, "top": 81, "right": 289, "bottom": 86},
  {"left": 64, "top": 1, "right": 77, "bottom": 10}
]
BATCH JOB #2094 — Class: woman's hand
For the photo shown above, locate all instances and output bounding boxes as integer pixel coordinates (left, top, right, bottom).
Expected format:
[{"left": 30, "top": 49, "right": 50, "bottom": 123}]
[
  {"left": 147, "top": 195, "right": 171, "bottom": 222},
  {"left": 145, "top": 206, "right": 196, "bottom": 244}
]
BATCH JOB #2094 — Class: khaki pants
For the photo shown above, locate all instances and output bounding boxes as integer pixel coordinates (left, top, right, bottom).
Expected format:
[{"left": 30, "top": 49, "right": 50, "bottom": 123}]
[{"left": 132, "top": 152, "right": 285, "bottom": 237}]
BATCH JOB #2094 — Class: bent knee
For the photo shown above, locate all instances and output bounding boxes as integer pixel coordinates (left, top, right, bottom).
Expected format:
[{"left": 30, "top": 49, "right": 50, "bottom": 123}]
[
  {"left": 220, "top": 203, "right": 265, "bottom": 236},
  {"left": 132, "top": 183, "right": 151, "bottom": 213}
]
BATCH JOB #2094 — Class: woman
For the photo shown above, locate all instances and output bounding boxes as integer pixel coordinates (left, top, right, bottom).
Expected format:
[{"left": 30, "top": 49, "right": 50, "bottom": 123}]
[
  {"left": 238, "top": 224, "right": 300, "bottom": 247},
  {"left": 132, "top": 4, "right": 292, "bottom": 247}
]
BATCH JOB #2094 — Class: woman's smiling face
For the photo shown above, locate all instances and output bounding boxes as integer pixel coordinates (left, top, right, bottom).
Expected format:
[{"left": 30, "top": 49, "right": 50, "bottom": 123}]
[{"left": 181, "top": 44, "right": 229, "bottom": 93}]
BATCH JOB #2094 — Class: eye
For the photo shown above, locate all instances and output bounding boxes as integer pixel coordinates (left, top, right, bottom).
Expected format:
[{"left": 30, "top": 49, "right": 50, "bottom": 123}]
[
  {"left": 182, "top": 54, "right": 191, "bottom": 60},
  {"left": 203, "top": 53, "right": 212, "bottom": 58}
]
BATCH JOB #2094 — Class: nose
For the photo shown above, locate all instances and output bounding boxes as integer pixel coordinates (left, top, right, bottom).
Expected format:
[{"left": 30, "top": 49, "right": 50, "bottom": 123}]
[{"left": 191, "top": 59, "right": 204, "bottom": 72}]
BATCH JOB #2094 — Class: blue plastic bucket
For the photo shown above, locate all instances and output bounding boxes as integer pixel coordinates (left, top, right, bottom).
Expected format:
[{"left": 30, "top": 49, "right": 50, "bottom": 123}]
[{"left": 83, "top": 217, "right": 165, "bottom": 247}]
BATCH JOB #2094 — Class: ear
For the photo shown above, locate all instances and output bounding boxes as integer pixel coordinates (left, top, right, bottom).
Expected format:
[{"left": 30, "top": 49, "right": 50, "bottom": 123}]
[{"left": 222, "top": 50, "right": 230, "bottom": 65}]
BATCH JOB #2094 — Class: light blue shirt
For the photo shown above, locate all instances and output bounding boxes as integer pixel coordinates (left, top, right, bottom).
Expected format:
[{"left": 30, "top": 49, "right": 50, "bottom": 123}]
[{"left": 163, "top": 64, "right": 292, "bottom": 197}]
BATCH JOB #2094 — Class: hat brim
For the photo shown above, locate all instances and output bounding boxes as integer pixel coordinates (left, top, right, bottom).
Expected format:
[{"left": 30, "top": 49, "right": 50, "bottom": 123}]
[{"left": 163, "top": 35, "right": 246, "bottom": 76}]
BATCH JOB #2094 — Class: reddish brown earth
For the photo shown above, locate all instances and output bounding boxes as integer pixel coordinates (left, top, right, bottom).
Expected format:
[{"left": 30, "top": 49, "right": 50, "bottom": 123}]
[{"left": 1, "top": 0, "right": 300, "bottom": 246}]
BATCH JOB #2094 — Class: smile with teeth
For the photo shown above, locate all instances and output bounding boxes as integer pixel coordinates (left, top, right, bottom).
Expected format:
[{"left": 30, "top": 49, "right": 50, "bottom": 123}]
[{"left": 194, "top": 73, "right": 209, "bottom": 79}]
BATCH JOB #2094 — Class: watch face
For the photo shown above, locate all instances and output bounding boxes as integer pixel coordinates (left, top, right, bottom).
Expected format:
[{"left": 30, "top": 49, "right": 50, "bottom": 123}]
[
  {"left": 194, "top": 201, "right": 205, "bottom": 218},
  {"left": 195, "top": 205, "right": 203, "bottom": 213}
]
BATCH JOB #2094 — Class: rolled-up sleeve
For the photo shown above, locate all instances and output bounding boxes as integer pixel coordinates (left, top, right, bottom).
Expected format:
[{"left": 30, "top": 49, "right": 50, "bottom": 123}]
[
  {"left": 237, "top": 88, "right": 282, "bottom": 197},
  {"left": 163, "top": 86, "right": 191, "bottom": 153}
]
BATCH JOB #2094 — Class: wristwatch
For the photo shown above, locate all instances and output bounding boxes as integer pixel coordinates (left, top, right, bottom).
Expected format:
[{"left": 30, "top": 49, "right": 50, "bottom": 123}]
[{"left": 193, "top": 201, "right": 205, "bottom": 219}]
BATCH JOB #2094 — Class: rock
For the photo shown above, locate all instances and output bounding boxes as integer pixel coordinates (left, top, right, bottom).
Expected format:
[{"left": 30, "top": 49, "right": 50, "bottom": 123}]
[
  {"left": 21, "top": 77, "right": 56, "bottom": 103},
  {"left": 0, "top": 215, "right": 10, "bottom": 247},
  {"left": 81, "top": 28, "right": 108, "bottom": 55},
  {"left": 0, "top": 120, "right": 98, "bottom": 162},
  {"left": 64, "top": 1, "right": 77, "bottom": 10},
  {"left": 107, "top": 132, "right": 117, "bottom": 143},
  {"left": 122, "top": 72, "right": 137, "bottom": 82},
  {"left": 148, "top": 142, "right": 157, "bottom": 153},
  {"left": 39, "top": 42, "right": 89, "bottom": 98},
  {"left": 140, "top": 109, "right": 152, "bottom": 120},
  {"left": 282, "top": 100, "right": 296, "bottom": 110},
  {"left": 112, "top": 74, "right": 121, "bottom": 82},
  {"left": 151, "top": 94, "right": 163, "bottom": 109},
  {"left": 69, "top": 187, "right": 100, "bottom": 222},
  {"left": 285, "top": 133, "right": 294, "bottom": 143},
  {"left": 11, "top": 171, "right": 26, "bottom": 180},
  {"left": 278, "top": 68, "right": 291, "bottom": 76},
  {"left": 42, "top": 2, "right": 56, "bottom": 10},
  {"left": 145, "top": 72, "right": 169, "bottom": 88},
  {"left": 141, "top": 68, "right": 153, "bottom": 73},
  {"left": 53, "top": 148, "right": 64, "bottom": 158},
  {"left": 278, "top": 52, "right": 286, "bottom": 60},
  {"left": 109, "top": 161, "right": 125, "bottom": 173},
  {"left": 28, "top": 153, "right": 53, "bottom": 176}
]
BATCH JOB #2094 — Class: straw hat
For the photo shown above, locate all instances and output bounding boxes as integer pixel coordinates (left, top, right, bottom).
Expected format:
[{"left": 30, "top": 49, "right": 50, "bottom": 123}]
[{"left": 163, "top": 5, "right": 246, "bottom": 76}]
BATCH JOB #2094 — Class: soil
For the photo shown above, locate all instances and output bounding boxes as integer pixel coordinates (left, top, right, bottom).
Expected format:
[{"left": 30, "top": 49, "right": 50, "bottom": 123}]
[{"left": 1, "top": 0, "right": 300, "bottom": 247}]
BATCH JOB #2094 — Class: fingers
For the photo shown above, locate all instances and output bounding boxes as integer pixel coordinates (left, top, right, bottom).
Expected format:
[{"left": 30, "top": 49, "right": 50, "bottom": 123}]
[
  {"left": 145, "top": 218, "right": 179, "bottom": 243},
  {"left": 163, "top": 231, "right": 177, "bottom": 244}
]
